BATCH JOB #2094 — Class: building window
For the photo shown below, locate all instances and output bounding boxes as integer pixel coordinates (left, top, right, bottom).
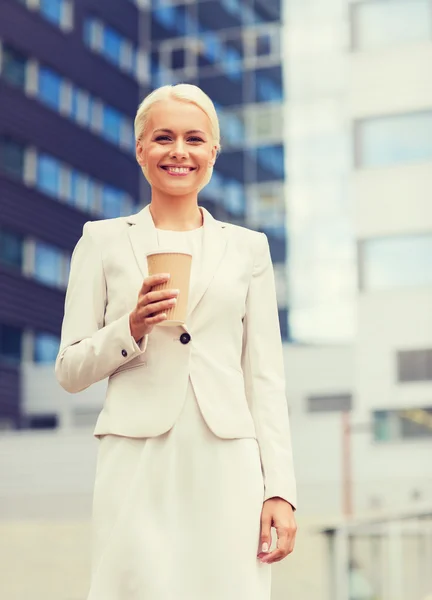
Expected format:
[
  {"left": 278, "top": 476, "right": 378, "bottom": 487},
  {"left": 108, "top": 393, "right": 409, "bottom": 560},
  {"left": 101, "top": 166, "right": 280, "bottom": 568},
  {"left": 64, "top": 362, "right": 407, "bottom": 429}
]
[
  {"left": 102, "top": 25, "right": 123, "bottom": 66},
  {"left": 0, "top": 136, "right": 25, "bottom": 179},
  {"left": 223, "top": 179, "right": 246, "bottom": 216},
  {"left": 33, "top": 241, "right": 69, "bottom": 288},
  {"left": 101, "top": 186, "right": 131, "bottom": 219},
  {"left": 247, "top": 181, "right": 285, "bottom": 230},
  {"left": 255, "top": 69, "right": 283, "bottom": 103},
  {"left": 27, "top": 414, "right": 58, "bottom": 429},
  {"left": 244, "top": 103, "right": 284, "bottom": 146},
  {"left": 360, "top": 234, "right": 432, "bottom": 291},
  {"left": 351, "top": 0, "right": 432, "bottom": 51},
  {"left": 34, "top": 332, "right": 60, "bottom": 363},
  {"left": 40, "top": 0, "right": 64, "bottom": 27},
  {"left": 374, "top": 407, "right": 432, "bottom": 441},
  {"left": 397, "top": 349, "right": 432, "bottom": 383},
  {"left": 219, "top": 109, "right": 245, "bottom": 148},
  {"left": 307, "top": 394, "right": 353, "bottom": 413},
  {"left": 83, "top": 17, "right": 143, "bottom": 80},
  {"left": 37, "top": 66, "right": 62, "bottom": 111},
  {"left": 1, "top": 45, "right": 27, "bottom": 89},
  {"left": 36, "top": 154, "right": 61, "bottom": 198},
  {"left": 102, "top": 105, "right": 122, "bottom": 145},
  {"left": 256, "top": 145, "right": 284, "bottom": 178},
  {"left": 356, "top": 111, "right": 432, "bottom": 168},
  {"left": 0, "top": 229, "right": 23, "bottom": 270},
  {"left": 0, "top": 323, "right": 22, "bottom": 364}
]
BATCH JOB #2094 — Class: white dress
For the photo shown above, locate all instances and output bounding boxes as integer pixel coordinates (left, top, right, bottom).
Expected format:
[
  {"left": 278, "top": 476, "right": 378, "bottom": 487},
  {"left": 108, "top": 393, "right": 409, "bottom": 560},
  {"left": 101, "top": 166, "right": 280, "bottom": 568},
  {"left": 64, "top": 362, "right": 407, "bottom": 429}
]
[{"left": 88, "top": 227, "right": 271, "bottom": 600}]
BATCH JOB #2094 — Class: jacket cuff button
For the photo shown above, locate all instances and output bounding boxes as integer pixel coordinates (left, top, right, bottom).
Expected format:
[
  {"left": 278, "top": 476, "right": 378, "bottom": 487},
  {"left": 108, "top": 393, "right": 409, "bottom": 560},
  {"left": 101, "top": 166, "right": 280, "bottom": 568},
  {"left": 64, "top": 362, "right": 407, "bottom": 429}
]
[{"left": 121, "top": 349, "right": 128, "bottom": 357}]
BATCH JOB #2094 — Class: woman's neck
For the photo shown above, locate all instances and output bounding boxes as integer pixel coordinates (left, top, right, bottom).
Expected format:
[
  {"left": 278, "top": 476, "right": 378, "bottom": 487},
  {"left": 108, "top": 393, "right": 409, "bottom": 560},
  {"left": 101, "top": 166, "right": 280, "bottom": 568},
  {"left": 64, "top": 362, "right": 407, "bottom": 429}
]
[{"left": 149, "top": 193, "right": 203, "bottom": 231}]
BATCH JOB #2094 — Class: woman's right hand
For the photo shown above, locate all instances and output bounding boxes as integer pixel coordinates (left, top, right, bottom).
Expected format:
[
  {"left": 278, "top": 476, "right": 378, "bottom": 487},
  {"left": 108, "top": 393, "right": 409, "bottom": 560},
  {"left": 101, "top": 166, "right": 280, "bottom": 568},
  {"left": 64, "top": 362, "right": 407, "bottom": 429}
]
[{"left": 129, "top": 273, "right": 179, "bottom": 342}]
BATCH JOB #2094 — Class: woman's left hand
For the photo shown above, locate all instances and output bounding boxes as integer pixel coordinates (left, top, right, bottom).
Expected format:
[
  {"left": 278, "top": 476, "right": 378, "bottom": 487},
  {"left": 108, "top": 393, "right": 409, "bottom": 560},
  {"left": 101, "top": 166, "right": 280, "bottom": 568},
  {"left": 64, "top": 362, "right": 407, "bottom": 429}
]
[{"left": 257, "top": 497, "right": 297, "bottom": 564}]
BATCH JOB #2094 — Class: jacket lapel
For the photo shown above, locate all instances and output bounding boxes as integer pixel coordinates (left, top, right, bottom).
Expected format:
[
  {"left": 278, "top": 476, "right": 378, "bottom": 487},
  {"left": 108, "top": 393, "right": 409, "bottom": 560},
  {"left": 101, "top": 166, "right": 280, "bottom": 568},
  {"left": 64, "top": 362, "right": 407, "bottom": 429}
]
[
  {"left": 126, "top": 204, "right": 157, "bottom": 281},
  {"left": 126, "top": 204, "right": 228, "bottom": 323},
  {"left": 187, "top": 207, "right": 227, "bottom": 317}
]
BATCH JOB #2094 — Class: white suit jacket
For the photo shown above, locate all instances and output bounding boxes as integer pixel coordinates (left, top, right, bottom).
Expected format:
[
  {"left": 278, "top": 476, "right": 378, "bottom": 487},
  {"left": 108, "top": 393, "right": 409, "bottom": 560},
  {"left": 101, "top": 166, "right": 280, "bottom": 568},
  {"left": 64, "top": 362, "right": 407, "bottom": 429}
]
[{"left": 55, "top": 205, "right": 297, "bottom": 507}]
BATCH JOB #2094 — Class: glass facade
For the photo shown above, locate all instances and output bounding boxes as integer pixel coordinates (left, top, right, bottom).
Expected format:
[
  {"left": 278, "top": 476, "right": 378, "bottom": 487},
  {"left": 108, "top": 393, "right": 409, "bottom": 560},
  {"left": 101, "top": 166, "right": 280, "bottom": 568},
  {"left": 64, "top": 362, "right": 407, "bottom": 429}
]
[
  {"left": 361, "top": 234, "right": 432, "bottom": 290},
  {"left": 356, "top": 111, "right": 432, "bottom": 168},
  {"left": 83, "top": 17, "right": 142, "bottom": 81},
  {"left": 0, "top": 41, "right": 135, "bottom": 154},
  {"left": 351, "top": 0, "right": 432, "bottom": 51},
  {"left": 374, "top": 407, "right": 432, "bottom": 441},
  {"left": 0, "top": 323, "right": 22, "bottom": 364},
  {"left": 150, "top": 0, "right": 289, "bottom": 338},
  {"left": 34, "top": 331, "right": 61, "bottom": 363},
  {"left": 0, "top": 228, "right": 23, "bottom": 270}
]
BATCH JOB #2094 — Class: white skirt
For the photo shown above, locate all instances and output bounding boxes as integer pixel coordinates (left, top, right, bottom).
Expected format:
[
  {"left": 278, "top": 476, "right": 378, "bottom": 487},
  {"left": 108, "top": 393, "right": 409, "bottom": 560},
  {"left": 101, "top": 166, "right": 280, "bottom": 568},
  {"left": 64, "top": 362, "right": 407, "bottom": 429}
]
[{"left": 88, "top": 380, "right": 271, "bottom": 600}]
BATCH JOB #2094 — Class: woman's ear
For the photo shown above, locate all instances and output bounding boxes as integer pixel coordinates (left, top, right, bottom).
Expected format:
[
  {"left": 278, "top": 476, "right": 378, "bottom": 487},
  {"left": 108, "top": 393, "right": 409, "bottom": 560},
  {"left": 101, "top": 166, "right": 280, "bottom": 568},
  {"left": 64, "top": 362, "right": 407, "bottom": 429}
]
[
  {"left": 136, "top": 138, "right": 146, "bottom": 167},
  {"left": 209, "top": 144, "right": 219, "bottom": 167}
]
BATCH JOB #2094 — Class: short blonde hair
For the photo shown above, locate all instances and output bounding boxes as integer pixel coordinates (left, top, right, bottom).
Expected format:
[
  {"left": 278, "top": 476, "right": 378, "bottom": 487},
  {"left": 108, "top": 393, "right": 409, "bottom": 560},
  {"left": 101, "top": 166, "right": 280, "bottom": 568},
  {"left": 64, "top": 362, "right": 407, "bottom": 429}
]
[{"left": 134, "top": 84, "right": 221, "bottom": 192}]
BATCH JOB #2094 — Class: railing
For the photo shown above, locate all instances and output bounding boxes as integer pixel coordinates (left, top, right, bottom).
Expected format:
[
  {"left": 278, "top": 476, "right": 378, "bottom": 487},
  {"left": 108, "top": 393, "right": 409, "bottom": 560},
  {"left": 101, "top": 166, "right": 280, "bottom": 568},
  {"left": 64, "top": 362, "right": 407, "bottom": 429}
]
[{"left": 321, "top": 505, "right": 432, "bottom": 600}]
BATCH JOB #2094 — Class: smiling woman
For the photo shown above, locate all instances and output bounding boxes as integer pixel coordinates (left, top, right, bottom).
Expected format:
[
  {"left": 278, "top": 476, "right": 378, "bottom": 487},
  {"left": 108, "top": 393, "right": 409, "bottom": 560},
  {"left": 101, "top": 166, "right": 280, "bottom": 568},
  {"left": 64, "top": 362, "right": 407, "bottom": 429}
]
[{"left": 56, "top": 83, "right": 297, "bottom": 600}]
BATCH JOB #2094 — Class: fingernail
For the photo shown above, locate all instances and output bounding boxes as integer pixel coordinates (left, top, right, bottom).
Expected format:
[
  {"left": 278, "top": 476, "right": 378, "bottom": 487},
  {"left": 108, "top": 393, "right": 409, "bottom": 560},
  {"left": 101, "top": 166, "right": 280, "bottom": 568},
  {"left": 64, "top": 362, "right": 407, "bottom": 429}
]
[
  {"left": 261, "top": 542, "right": 269, "bottom": 553},
  {"left": 173, "top": 289, "right": 180, "bottom": 295}
]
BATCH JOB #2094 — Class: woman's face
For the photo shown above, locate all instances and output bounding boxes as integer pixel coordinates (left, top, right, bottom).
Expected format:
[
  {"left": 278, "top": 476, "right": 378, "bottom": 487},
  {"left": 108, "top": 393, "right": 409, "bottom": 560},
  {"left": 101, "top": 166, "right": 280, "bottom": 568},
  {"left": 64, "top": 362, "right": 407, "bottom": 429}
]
[{"left": 136, "top": 98, "right": 217, "bottom": 197}]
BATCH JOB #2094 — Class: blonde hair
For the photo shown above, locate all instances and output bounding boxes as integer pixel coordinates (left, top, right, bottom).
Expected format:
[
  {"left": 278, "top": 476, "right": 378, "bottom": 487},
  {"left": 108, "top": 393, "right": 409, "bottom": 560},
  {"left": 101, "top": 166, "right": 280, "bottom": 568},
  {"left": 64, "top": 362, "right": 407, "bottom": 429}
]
[{"left": 134, "top": 84, "right": 221, "bottom": 192}]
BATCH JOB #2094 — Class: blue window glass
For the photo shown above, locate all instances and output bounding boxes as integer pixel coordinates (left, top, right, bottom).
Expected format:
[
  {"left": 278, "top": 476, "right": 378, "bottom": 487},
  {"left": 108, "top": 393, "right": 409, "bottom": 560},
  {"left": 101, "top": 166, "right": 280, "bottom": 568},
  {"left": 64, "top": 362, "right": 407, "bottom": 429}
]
[
  {"left": 36, "top": 154, "right": 61, "bottom": 198},
  {"left": 0, "top": 324, "right": 22, "bottom": 364},
  {"left": 224, "top": 179, "right": 245, "bottom": 215},
  {"left": 40, "top": 0, "right": 63, "bottom": 26},
  {"left": 358, "top": 111, "right": 432, "bottom": 168},
  {"left": 223, "top": 47, "right": 242, "bottom": 80},
  {"left": 353, "top": 0, "right": 431, "bottom": 51},
  {"left": 202, "top": 170, "right": 224, "bottom": 201},
  {"left": 102, "top": 186, "right": 125, "bottom": 218},
  {"left": 201, "top": 33, "right": 221, "bottom": 63},
  {"left": 153, "top": 5, "right": 176, "bottom": 29},
  {"left": 34, "top": 332, "right": 60, "bottom": 363},
  {"left": 222, "top": 0, "right": 241, "bottom": 17},
  {"left": 34, "top": 241, "right": 64, "bottom": 287},
  {"left": 255, "top": 75, "right": 283, "bottom": 102},
  {"left": 362, "top": 234, "right": 432, "bottom": 290},
  {"left": 257, "top": 146, "right": 284, "bottom": 178},
  {"left": 0, "top": 229, "right": 23, "bottom": 270},
  {"left": 102, "top": 105, "right": 122, "bottom": 145},
  {"left": 70, "top": 171, "right": 96, "bottom": 213},
  {"left": 2, "top": 45, "right": 27, "bottom": 89},
  {"left": 38, "top": 66, "right": 62, "bottom": 111},
  {"left": 103, "top": 26, "right": 123, "bottom": 66},
  {"left": 0, "top": 137, "right": 25, "bottom": 179},
  {"left": 83, "top": 17, "right": 97, "bottom": 47}
]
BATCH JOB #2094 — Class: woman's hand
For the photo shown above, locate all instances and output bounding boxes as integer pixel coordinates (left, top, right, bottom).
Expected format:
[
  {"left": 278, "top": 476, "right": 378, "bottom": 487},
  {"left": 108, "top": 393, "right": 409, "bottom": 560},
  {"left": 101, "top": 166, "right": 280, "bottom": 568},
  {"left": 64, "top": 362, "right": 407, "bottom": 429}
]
[
  {"left": 129, "top": 273, "right": 179, "bottom": 342},
  {"left": 257, "top": 497, "right": 297, "bottom": 564}
]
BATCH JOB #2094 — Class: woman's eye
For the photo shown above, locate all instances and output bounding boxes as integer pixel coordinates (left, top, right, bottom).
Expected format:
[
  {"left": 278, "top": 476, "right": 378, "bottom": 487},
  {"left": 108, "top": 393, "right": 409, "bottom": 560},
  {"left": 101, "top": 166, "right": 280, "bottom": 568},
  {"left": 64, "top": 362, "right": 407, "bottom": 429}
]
[
  {"left": 155, "top": 135, "right": 171, "bottom": 141},
  {"left": 188, "top": 137, "right": 204, "bottom": 143}
]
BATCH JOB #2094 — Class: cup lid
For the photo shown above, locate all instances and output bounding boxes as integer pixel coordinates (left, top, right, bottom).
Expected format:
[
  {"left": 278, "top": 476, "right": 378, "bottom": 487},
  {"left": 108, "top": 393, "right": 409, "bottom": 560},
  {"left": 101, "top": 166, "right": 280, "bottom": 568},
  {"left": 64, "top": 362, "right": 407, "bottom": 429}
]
[{"left": 146, "top": 250, "right": 192, "bottom": 257}]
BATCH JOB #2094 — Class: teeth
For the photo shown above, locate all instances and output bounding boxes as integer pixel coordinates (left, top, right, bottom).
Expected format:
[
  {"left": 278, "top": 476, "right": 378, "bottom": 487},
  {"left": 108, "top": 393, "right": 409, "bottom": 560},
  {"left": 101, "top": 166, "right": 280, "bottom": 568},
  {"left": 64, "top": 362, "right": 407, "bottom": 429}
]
[{"left": 166, "top": 167, "right": 191, "bottom": 173}]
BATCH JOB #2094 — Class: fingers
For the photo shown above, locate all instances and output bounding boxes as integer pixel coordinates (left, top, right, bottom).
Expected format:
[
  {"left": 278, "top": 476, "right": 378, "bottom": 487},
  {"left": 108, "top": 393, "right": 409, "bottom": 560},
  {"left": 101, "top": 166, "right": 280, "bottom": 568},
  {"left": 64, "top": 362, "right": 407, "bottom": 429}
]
[
  {"left": 141, "top": 273, "right": 171, "bottom": 296},
  {"left": 144, "top": 288, "right": 180, "bottom": 306},
  {"left": 140, "top": 297, "right": 177, "bottom": 318},
  {"left": 259, "top": 525, "right": 297, "bottom": 565},
  {"left": 257, "top": 511, "right": 272, "bottom": 558}
]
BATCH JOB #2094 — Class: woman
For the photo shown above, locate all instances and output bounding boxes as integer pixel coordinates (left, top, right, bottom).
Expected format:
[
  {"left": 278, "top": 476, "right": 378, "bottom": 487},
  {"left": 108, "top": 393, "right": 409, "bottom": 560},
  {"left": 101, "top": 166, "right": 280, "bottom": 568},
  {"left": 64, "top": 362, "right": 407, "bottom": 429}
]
[{"left": 55, "top": 84, "right": 297, "bottom": 600}]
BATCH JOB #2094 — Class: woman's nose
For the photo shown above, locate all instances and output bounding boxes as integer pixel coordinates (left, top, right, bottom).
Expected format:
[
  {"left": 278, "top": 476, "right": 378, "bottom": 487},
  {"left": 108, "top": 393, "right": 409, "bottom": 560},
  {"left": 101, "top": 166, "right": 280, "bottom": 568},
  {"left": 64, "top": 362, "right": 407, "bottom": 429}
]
[{"left": 170, "top": 139, "right": 188, "bottom": 158}]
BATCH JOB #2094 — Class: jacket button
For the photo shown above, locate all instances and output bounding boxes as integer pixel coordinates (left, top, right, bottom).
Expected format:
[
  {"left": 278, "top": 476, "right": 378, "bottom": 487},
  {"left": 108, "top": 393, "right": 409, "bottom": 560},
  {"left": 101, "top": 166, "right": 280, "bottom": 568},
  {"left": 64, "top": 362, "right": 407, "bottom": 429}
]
[
  {"left": 180, "top": 333, "right": 191, "bottom": 345},
  {"left": 121, "top": 349, "right": 128, "bottom": 357}
]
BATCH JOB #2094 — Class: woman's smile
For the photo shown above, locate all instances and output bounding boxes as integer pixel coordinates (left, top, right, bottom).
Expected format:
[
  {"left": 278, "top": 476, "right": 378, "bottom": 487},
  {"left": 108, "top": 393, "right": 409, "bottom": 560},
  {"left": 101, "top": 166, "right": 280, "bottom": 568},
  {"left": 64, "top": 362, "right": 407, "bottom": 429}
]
[{"left": 159, "top": 165, "right": 197, "bottom": 176}]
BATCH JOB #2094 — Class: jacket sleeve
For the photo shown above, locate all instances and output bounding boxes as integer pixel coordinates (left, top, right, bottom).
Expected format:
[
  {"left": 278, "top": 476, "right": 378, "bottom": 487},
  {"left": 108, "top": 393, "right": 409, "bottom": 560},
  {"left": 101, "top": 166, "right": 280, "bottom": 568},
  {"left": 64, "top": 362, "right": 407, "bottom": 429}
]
[
  {"left": 55, "top": 222, "right": 148, "bottom": 394},
  {"left": 242, "top": 233, "right": 297, "bottom": 509}
]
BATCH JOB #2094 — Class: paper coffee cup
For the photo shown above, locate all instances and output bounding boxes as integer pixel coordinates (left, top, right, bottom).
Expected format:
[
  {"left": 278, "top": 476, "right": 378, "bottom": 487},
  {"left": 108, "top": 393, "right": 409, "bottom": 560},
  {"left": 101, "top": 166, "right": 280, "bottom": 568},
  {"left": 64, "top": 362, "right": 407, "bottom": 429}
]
[{"left": 146, "top": 251, "right": 192, "bottom": 326}]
